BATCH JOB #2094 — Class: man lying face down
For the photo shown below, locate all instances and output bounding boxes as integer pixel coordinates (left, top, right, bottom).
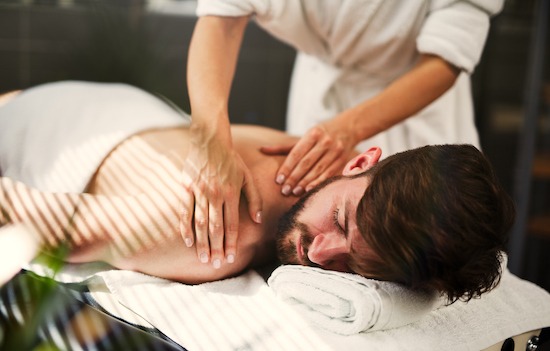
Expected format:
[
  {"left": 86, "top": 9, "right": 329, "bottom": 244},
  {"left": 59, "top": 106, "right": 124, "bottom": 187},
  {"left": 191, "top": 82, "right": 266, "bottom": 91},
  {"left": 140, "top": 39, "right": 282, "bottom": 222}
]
[
  {"left": 0, "top": 82, "right": 514, "bottom": 303},
  {"left": 275, "top": 144, "right": 515, "bottom": 302}
]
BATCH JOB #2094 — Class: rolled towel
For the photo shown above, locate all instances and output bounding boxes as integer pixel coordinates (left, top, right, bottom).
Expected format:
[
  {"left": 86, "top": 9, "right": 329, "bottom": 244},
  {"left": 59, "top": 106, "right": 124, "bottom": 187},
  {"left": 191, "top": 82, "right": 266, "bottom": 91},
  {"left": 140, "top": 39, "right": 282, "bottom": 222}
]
[{"left": 267, "top": 265, "right": 443, "bottom": 335}]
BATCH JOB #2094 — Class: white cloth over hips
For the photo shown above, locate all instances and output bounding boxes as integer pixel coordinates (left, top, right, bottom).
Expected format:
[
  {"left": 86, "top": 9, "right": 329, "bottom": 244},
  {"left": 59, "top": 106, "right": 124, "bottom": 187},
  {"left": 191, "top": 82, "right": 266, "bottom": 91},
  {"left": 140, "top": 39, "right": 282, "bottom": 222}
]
[{"left": 0, "top": 81, "right": 187, "bottom": 192}]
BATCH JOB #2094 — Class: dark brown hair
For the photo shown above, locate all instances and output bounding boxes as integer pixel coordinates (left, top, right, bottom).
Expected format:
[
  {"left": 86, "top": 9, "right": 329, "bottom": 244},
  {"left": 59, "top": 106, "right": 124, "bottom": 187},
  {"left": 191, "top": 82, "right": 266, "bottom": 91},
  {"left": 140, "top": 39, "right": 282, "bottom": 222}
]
[{"left": 350, "top": 144, "right": 514, "bottom": 303}]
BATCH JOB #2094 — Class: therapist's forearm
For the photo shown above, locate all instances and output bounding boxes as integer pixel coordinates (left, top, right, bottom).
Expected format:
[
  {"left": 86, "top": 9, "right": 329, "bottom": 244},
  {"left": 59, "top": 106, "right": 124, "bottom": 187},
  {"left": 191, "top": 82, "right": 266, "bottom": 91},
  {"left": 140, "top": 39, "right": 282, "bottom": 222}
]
[
  {"left": 340, "top": 54, "right": 460, "bottom": 144},
  {"left": 187, "top": 16, "right": 249, "bottom": 136}
]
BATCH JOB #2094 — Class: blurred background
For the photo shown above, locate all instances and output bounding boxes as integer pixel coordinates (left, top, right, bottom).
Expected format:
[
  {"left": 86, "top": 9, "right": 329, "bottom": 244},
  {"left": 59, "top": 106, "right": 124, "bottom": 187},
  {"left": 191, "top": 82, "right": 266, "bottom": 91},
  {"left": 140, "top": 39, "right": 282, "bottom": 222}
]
[{"left": 0, "top": 0, "right": 549, "bottom": 292}]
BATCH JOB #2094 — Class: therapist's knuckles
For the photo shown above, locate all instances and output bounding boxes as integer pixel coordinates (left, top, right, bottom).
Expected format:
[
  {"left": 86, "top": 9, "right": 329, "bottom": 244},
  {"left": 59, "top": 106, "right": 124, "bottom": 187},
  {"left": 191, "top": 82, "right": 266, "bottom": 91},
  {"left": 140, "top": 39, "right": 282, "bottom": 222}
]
[
  {"left": 308, "top": 126, "right": 326, "bottom": 139},
  {"left": 209, "top": 221, "right": 223, "bottom": 234},
  {"left": 179, "top": 207, "right": 193, "bottom": 224},
  {"left": 283, "top": 172, "right": 314, "bottom": 196},
  {"left": 303, "top": 164, "right": 328, "bottom": 184},
  {"left": 195, "top": 216, "right": 207, "bottom": 229}
]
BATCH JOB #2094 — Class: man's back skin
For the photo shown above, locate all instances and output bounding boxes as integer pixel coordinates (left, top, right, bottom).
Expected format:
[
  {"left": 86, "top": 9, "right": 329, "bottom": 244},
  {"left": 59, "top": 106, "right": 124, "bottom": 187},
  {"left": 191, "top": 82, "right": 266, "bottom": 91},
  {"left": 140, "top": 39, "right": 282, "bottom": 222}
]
[{"left": 1, "top": 124, "right": 305, "bottom": 283}]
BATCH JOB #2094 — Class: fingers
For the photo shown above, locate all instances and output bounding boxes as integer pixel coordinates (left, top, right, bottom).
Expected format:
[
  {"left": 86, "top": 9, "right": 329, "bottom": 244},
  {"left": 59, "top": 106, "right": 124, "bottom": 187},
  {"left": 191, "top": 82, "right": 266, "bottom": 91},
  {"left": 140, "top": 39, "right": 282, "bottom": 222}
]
[
  {"left": 284, "top": 150, "right": 341, "bottom": 196},
  {"left": 242, "top": 166, "right": 263, "bottom": 225},
  {"left": 275, "top": 129, "right": 320, "bottom": 190},
  {"left": 277, "top": 127, "right": 346, "bottom": 196},
  {"left": 274, "top": 131, "right": 318, "bottom": 188},
  {"left": 179, "top": 133, "right": 261, "bottom": 269},
  {"left": 280, "top": 146, "right": 324, "bottom": 196},
  {"left": 208, "top": 196, "right": 225, "bottom": 269},
  {"left": 223, "top": 193, "right": 239, "bottom": 264},
  {"left": 193, "top": 187, "right": 210, "bottom": 264},
  {"left": 188, "top": 182, "right": 235, "bottom": 269},
  {"left": 300, "top": 161, "right": 343, "bottom": 192},
  {"left": 180, "top": 170, "right": 247, "bottom": 269},
  {"left": 180, "top": 124, "right": 262, "bottom": 269},
  {"left": 181, "top": 169, "right": 215, "bottom": 266},
  {"left": 179, "top": 183, "right": 195, "bottom": 249}
]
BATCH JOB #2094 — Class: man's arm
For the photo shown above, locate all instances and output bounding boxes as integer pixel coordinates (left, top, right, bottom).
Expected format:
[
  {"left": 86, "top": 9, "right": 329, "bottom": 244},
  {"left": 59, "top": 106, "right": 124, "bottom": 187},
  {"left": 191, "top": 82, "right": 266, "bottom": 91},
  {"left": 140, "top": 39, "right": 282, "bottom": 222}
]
[
  {"left": 0, "top": 177, "right": 178, "bottom": 263},
  {"left": 1, "top": 176, "right": 253, "bottom": 283}
]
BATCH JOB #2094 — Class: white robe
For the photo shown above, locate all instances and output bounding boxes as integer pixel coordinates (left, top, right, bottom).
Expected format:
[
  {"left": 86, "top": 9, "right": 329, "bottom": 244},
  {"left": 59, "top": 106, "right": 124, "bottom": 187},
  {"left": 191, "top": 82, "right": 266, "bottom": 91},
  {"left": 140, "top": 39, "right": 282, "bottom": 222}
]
[{"left": 196, "top": 0, "right": 503, "bottom": 157}]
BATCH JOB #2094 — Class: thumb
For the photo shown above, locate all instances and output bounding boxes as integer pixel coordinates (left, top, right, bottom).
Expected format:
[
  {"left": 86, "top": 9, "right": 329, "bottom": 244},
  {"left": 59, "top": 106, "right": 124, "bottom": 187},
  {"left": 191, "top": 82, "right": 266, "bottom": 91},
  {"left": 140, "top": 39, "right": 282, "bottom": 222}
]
[{"left": 259, "top": 143, "right": 294, "bottom": 156}]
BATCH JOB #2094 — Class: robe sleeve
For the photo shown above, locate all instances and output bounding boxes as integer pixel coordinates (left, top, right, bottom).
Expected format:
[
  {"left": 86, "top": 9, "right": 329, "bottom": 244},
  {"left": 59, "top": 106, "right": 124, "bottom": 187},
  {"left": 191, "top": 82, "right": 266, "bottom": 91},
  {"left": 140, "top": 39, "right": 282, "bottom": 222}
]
[
  {"left": 417, "top": 0, "right": 504, "bottom": 73},
  {"left": 196, "top": 0, "right": 270, "bottom": 18}
]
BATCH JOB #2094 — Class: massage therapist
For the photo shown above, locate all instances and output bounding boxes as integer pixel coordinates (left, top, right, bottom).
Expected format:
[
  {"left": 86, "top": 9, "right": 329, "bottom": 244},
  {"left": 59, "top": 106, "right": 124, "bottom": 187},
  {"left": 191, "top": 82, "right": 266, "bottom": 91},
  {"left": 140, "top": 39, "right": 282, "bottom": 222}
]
[{"left": 179, "top": 0, "right": 504, "bottom": 268}]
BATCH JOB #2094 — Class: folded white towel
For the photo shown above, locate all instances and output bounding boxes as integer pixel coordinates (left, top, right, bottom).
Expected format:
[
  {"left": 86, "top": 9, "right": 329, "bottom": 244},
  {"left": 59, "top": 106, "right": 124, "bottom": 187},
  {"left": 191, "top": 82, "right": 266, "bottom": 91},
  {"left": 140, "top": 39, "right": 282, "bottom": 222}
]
[{"left": 267, "top": 265, "right": 443, "bottom": 335}]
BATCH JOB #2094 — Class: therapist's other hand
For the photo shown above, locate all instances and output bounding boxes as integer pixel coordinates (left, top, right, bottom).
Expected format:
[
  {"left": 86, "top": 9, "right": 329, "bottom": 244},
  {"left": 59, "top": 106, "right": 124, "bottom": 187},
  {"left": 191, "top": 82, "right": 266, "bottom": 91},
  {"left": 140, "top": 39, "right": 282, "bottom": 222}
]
[
  {"left": 180, "top": 122, "right": 262, "bottom": 269},
  {"left": 261, "top": 123, "right": 356, "bottom": 196}
]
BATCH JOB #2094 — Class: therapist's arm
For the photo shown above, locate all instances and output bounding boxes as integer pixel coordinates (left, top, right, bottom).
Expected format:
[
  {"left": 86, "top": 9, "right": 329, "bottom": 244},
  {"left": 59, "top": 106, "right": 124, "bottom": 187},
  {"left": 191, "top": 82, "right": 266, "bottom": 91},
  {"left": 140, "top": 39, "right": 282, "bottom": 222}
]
[
  {"left": 266, "top": 54, "right": 460, "bottom": 195},
  {"left": 341, "top": 54, "right": 460, "bottom": 142},
  {"left": 185, "top": 16, "right": 262, "bottom": 268}
]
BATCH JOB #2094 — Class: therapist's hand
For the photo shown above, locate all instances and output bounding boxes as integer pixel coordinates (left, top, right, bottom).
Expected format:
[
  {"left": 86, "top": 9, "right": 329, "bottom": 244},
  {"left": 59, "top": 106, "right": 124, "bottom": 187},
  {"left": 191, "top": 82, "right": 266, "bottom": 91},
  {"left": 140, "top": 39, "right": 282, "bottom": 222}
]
[
  {"left": 261, "top": 121, "right": 357, "bottom": 196},
  {"left": 180, "top": 122, "right": 262, "bottom": 268}
]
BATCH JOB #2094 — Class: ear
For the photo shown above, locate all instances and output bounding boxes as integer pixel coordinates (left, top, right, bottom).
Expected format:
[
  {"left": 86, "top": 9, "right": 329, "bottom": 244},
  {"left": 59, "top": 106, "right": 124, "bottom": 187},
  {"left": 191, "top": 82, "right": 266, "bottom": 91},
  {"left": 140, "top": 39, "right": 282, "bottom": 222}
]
[{"left": 342, "top": 147, "right": 381, "bottom": 176}]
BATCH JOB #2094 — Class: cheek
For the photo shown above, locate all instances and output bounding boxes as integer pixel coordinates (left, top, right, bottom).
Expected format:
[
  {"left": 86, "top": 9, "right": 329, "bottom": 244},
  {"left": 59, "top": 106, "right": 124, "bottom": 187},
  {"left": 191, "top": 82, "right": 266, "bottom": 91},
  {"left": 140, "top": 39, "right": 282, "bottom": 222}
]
[{"left": 301, "top": 211, "right": 331, "bottom": 234}]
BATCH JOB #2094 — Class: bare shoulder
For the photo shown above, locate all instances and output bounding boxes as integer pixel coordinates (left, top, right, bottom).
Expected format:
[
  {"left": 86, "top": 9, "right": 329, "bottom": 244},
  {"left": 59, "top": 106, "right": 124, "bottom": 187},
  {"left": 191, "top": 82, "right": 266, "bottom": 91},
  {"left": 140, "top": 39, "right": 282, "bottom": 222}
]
[{"left": 88, "top": 127, "right": 187, "bottom": 196}]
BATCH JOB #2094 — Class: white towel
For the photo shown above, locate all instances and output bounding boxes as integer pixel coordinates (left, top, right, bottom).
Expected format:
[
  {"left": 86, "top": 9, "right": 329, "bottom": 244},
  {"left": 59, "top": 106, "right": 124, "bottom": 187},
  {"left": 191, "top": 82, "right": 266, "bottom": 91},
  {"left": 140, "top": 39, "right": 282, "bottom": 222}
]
[
  {"left": 0, "top": 81, "right": 186, "bottom": 193},
  {"left": 267, "top": 265, "right": 443, "bottom": 335}
]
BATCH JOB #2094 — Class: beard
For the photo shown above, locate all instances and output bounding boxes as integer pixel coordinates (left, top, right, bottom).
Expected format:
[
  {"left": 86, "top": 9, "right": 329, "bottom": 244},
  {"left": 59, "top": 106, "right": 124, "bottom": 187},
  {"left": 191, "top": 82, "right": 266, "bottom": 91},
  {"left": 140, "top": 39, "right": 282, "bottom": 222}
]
[
  {"left": 275, "top": 215, "right": 316, "bottom": 267},
  {"left": 274, "top": 176, "right": 342, "bottom": 266},
  {"left": 275, "top": 195, "right": 307, "bottom": 265}
]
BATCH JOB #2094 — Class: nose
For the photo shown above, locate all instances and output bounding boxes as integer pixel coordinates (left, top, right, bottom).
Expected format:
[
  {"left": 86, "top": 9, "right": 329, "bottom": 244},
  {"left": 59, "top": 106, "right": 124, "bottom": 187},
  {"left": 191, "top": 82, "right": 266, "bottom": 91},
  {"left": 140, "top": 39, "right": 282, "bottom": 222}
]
[{"left": 307, "top": 232, "right": 350, "bottom": 272}]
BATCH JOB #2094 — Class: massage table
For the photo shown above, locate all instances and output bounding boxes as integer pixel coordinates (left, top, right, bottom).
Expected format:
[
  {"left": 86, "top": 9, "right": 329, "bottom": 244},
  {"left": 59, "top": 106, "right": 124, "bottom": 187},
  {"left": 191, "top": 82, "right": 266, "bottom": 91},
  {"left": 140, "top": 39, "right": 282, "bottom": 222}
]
[{"left": 1, "top": 81, "right": 550, "bottom": 350}]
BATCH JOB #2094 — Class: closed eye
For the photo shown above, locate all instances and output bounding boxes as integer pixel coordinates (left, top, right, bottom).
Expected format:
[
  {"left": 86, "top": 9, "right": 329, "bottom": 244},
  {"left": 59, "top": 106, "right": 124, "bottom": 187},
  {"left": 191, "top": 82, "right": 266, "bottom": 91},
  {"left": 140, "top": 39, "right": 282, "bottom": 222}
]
[{"left": 332, "top": 208, "right": 345, "bottom": 235}]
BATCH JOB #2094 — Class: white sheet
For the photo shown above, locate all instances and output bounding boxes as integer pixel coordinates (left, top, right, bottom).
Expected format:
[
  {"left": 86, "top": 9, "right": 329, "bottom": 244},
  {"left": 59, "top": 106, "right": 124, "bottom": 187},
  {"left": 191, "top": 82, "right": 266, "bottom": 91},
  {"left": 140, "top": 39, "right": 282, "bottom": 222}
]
[
  {"left": 26, "top": 262, "right": 332, "bottom": 351},
  {"left": 26, "top": 261, "right": 550, "bottom": 351}
]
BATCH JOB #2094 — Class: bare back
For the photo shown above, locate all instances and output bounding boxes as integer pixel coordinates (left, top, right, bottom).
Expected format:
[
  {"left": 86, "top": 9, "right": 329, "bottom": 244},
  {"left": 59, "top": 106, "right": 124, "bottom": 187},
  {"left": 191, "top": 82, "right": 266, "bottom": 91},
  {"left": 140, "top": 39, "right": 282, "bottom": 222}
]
[
  {"left": 86, "top": 125, "right": 299, "bottom": 283},
  {"left": 0, "top": 87, "right": 300, "bottom": 284}
]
